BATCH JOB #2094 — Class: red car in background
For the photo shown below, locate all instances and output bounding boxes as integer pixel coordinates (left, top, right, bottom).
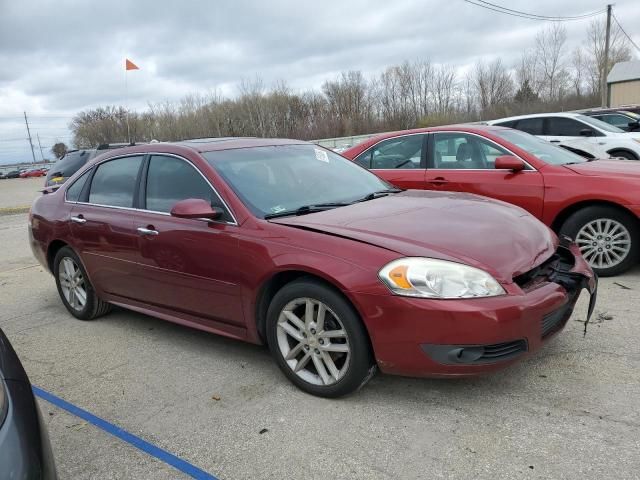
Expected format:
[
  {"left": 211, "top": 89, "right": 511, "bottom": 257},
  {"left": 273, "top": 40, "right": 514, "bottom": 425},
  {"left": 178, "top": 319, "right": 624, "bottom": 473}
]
[
  {"left": 343, "top": 125, "right": 640, "bottom": 276},
  {"left": 29, "top": 138, "right": 595, "bottom": 397},
  {"left": 20, "top": 168, "right": 46, "bottom": 178}
]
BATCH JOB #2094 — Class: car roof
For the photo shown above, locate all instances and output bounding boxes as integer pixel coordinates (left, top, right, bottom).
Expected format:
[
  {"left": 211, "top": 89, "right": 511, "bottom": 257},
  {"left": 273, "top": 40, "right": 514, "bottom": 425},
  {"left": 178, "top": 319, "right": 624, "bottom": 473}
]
[{"left": 173, "top": 137, "right": 308, "bottom": 152}]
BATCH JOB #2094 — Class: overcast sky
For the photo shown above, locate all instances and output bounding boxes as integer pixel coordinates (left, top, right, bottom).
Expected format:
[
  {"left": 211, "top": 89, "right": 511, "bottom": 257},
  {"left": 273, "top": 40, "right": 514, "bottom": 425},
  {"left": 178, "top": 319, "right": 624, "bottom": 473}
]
[{"left": 1, "top": 0, "right": 639, "bottom": 165}]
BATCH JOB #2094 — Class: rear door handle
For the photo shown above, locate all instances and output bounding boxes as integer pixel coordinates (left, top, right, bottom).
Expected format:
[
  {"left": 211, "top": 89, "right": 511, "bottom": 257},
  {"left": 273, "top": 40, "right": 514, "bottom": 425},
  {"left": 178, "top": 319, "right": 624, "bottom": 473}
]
[
  {"left": 137, "top": 227, "right": 159, "bottom": 236},
  {"left": 428, "top": 177, "right": 449, "bottom": 186},
  {"left": 70, "top": 215, "right": 86, "bottom": 224}
]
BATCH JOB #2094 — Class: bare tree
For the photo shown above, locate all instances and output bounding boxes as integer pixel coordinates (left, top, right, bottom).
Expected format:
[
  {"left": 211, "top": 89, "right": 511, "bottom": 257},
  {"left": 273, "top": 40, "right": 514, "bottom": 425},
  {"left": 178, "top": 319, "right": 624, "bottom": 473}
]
[
  {"left": 535, "top": 24, "right": 568, "bottom": 101},
  {"left": 51, "top": 142, "right": 68, "bottom": 159},
  {"left": 473, "top": 59, "right": 514, "bottom": 115}
]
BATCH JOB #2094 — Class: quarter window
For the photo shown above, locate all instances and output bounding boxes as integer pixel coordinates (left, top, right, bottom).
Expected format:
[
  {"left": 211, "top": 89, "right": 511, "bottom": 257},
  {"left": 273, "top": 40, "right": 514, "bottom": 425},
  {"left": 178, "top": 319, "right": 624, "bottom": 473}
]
[
  {"left": 145, "top": 155, "right": 230, "bottom": 220},
  {"left": 366, "top": 135, "right": 424, "bottom": 169},
  {"left": 65, "top": 169, "right": 91, "bottom": 202},
  {"left": 432, "top": 133, "right": 511, "bottom": 170},
  {"left": 88, "top": 156, "right": 143, "bottom": 207}
]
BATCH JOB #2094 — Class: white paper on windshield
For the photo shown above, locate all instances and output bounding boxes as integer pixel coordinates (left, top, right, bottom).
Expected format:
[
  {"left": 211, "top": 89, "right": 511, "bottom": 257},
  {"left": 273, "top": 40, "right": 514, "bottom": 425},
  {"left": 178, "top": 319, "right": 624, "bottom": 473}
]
[{"left": 314, "top": 148, "right": 329, "bottom": 163}]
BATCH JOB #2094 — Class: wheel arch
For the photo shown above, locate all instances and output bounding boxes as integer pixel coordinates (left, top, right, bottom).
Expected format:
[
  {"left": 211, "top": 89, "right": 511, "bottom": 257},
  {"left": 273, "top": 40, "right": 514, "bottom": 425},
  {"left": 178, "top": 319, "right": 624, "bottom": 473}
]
[
  {"left": 46, "top": 239, "right": 69, "bottom": 272},
  {"left": 254, "top": 269, "right": 373, "bottom": 352},
  {"left": 550, "top": 200, "right": 640, "bottom": 233},
  {"left": 606, "top": 148, "right": 639, "bottom": 160}
]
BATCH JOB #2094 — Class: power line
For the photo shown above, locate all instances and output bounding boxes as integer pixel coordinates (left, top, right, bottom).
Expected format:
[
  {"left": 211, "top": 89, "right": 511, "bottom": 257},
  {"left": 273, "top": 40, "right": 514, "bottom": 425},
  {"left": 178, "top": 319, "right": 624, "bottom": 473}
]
[
  {"left": 612, "top": 13, "right": 640, "bottom": 54},
  {"left": 463, "top": 0, "right": 606, "bottom": 22}
]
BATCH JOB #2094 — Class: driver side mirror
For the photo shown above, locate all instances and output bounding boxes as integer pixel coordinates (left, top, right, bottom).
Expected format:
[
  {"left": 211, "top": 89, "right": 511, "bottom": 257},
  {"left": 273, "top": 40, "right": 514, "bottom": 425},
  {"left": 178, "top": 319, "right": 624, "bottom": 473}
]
[
  {"left": 579, "top": 128, "right": 594, "bottom": 137},
  {"left": 628, "top": 121, "right": 640, "bottom": 131},
  {"left": 494, "top": 155, "right": 525, "bottom": 172},
  {"left": 170, "top": 198, "right": 223, "bottom": 221}
]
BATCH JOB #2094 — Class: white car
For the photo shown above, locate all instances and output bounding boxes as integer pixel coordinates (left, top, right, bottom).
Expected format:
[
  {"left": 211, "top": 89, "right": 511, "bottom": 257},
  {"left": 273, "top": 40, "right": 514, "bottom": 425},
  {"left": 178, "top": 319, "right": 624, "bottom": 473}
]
[{"left": 487, "top": 112, "right": 640, "bottom": 160}]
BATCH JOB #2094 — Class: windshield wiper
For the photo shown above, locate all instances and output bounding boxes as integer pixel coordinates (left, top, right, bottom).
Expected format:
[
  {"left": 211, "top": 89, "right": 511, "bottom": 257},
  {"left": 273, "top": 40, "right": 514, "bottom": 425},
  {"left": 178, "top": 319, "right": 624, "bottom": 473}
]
[
  {"left": 264, "top": 202, "right": 350, "bottom": 219},
  {"left": 354, "top": 188, "right": 403, "bottom": 203}
]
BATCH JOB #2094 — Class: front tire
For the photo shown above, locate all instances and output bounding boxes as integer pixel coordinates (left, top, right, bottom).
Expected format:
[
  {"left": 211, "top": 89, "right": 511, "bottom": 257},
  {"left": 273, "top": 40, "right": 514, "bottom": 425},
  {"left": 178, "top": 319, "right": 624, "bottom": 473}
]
[
  {"left": 560, "top": 206, "right": 639, "bottom": 276},
  {"left": 53, "top": 246, "right": 111, "bottom": 320},
  {"left": 266, "top": 278, "right": 376, "bottom": 398}
]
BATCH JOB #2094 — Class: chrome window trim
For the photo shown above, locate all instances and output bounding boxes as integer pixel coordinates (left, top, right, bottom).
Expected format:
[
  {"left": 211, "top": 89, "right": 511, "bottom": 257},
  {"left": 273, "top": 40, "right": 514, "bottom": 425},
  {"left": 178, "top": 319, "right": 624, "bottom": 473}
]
[{"left": 65, "top": 152, "right": 238, "bottom": 226}]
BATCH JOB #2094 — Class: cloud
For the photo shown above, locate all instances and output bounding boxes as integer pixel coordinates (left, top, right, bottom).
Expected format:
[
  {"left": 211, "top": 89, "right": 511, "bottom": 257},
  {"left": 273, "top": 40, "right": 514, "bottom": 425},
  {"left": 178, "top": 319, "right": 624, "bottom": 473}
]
[{"left": 1, "top": 0, "right": 639, "bottom": 164}]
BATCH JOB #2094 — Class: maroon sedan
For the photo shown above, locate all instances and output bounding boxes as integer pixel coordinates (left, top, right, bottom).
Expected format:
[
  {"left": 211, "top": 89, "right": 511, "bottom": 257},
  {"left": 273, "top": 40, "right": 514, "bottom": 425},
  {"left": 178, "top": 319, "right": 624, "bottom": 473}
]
[{"left": 29, "top": 138, "right": 596, "bottom": 397}]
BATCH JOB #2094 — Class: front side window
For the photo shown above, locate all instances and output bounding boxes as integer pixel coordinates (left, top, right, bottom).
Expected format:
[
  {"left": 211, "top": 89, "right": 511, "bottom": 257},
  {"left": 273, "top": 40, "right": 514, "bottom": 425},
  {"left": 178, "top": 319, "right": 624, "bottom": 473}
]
[
  {"left": 431, "top": 133, "right": 510, "bottom": 169},
  {"left": 598, "top": 114, "right": 633, "bottom": 129},
  {"left": 88, "top": 156, "right": 143, "bottom": 207},
  {"left": 204, "top": 144, "right": 390, "bottom": 218},
  {"left": 546, "top": 117, "right": 589, "bottom": 136},
  {"left": 145, "top": 155, "right": 230, "bottom": 221},
  {"left": 65, "top": 169, "right": 91, "bottom": 202}
]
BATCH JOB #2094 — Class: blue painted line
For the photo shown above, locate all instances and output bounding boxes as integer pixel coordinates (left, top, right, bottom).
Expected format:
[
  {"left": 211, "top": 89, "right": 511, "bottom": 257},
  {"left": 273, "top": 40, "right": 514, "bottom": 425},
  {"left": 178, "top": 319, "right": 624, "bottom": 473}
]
[{"left": 32, "top": 385, "right": 218, "bottom": 480}]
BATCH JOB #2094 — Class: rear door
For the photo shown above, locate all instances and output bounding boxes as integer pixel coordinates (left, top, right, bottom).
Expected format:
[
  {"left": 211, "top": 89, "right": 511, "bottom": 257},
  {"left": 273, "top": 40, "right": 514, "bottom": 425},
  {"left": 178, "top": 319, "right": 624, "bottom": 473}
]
[
  {"left": 69, "top": 155, "right": 144, "bottom": 299},
  {"left": 128, "top": 154, "right": 245, "bottom": 327},
  {"left": 354, "top": 134, "right": 426, "bottom": 189},
  {"left": 424, "top": 132, "right": 545, "bottom": 217}
]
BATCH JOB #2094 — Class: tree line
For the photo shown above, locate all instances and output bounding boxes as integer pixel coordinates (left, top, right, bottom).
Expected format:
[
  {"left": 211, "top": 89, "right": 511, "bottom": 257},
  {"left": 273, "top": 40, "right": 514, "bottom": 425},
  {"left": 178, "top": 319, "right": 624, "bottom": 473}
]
[{"left": 68, "top": 20, "right": 634, "bottom": 149}]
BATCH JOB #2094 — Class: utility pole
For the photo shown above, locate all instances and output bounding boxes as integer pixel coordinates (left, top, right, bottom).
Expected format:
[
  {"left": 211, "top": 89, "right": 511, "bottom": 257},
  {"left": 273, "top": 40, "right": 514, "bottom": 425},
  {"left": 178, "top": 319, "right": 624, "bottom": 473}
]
[
  {"left": 23, "top": 111, "right": 37, "bottom": 164},
  {"left": 602, "top": 4, "right": 612, "bottom": 107},
  {"left": 36, "top": 133, "right": 45, "bottom": 162}
]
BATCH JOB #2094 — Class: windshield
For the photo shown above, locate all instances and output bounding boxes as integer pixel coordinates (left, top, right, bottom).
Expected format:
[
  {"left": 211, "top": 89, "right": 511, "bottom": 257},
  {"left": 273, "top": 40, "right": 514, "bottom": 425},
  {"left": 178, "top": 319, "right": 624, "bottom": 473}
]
[
  {"left": 205, "top": 144, "right": 391, "bottom": 218},
  {"left": 576, "top": 114, "right": 625, "bottom": 133},
  {"left": 48, "top": 150, "right": 90, "bottom": 177},
  {"left": 494, "top": 129, "right": 587, "bottom": 165}
]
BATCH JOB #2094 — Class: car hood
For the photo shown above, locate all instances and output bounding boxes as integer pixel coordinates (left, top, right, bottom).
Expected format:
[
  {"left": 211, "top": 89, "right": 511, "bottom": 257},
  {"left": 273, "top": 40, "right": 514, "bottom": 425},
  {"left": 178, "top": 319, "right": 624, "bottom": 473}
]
[
  {"left": 563, "top": 159, "right": 640, "bottom": 177},
  {"left": 270, "top": 190, "right": 557, "bottom": 283}
]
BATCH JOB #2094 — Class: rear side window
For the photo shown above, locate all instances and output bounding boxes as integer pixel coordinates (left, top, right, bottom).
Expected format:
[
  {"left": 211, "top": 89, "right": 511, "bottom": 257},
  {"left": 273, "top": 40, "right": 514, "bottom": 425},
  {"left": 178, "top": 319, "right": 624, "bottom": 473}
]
[
  {"left": 369, "top": 135, "right": 424, "bottom": 169},
  {"left": 65, "top": 169, "right": 91, "bottom": 202},
  {"left": 88, "top": 156, "right": 143, "bottom": 207},
  {"left": 514, "top": 118, "right": 544, "bottom": 135},
  {"left": 145, "top": 155, "right": 230, "bottom": 220}
]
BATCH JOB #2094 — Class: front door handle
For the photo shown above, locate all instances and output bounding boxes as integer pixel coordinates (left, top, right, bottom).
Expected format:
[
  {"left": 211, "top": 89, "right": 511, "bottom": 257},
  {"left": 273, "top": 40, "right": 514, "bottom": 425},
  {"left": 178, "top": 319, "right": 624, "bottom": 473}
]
[
  {"left": 428, "top": 177, "right": 449, "bottom": 186},
  {"left": 549, "top": 139, "right": 561, "bottom": 143},
  {"left": 70, "top": 215, "right": 86, "bottom": 224},
  {"left": 137, "top": 226, "right": 159, "bottom": 236}
]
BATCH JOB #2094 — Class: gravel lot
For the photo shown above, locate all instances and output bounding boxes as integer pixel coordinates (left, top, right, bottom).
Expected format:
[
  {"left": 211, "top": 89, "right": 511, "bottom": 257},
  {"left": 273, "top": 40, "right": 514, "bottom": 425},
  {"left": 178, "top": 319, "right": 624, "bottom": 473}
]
[{"left": 0, "top": 182, "right": 639, "bottom": 479}]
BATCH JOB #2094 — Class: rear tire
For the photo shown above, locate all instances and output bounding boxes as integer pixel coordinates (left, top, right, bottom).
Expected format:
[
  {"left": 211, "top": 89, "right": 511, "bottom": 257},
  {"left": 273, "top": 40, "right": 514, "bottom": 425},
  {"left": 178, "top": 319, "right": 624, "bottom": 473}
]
[
  {"left": 53, "top": 246, "right": 111, "bottom": 320},
  {"left": 266, "top": 278, "right": 376, "bottom": 398},
  {"left": 560, "top": 206, "right": 639, "bottom": 276}
]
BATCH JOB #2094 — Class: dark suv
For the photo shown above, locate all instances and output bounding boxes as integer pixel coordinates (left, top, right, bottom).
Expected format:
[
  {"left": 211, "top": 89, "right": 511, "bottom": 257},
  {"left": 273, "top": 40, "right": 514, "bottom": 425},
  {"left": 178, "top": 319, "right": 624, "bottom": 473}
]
[{"left": 45, "top": 143, "right": 134, "bottom": 187}]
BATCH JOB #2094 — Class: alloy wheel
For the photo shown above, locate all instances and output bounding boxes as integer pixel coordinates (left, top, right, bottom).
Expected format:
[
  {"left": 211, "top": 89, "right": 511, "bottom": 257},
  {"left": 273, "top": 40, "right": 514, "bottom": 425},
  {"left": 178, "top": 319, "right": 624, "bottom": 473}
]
[
  {"left": 58, "top": 257, "right": 87, "bottom": 311},
  {"left": 276, "top": 297, "right": 350, "bottom": 386},
  {"left": 576, "top": 218, "right": 631, "bottom": 269}
]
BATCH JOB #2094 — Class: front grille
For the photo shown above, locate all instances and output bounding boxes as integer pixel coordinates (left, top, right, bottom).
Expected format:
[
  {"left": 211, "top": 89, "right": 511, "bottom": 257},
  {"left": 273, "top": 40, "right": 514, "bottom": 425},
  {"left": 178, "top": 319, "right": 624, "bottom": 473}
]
[
  {"left": 514, "top": 247, "right": 576, "bottom": 291},
  {"left": 541, "top": 295, "right": 577, "bottom": 338},
  {"left": 479, "top": 340, "right": 528, "bottom": 361}
]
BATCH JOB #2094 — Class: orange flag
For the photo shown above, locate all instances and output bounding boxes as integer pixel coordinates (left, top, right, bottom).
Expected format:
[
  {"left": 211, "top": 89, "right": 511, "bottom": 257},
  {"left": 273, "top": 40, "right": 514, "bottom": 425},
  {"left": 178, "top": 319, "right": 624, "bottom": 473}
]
[{"left": 125, "top": 59, "right": 139, "bottom": 71}]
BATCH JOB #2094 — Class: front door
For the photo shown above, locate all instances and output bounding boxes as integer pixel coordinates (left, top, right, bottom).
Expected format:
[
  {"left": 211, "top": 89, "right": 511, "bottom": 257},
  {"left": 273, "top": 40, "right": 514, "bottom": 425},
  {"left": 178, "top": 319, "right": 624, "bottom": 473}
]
[
  {"left": 129, "top": 154, "right": 245, "bottom": 327},
  {"left": 425, "top": 132, "right": 545, "bottom": 218}
]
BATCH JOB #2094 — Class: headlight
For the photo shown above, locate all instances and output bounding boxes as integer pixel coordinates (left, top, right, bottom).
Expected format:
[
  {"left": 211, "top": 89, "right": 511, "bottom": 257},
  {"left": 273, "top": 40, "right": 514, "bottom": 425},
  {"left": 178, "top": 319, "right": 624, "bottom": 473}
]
[
  {"left": 379, "top": 257, "right": 505, "bottom": 299},
  {"left": 633, "top": 139, "right": 640, "bottom": 144}
]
